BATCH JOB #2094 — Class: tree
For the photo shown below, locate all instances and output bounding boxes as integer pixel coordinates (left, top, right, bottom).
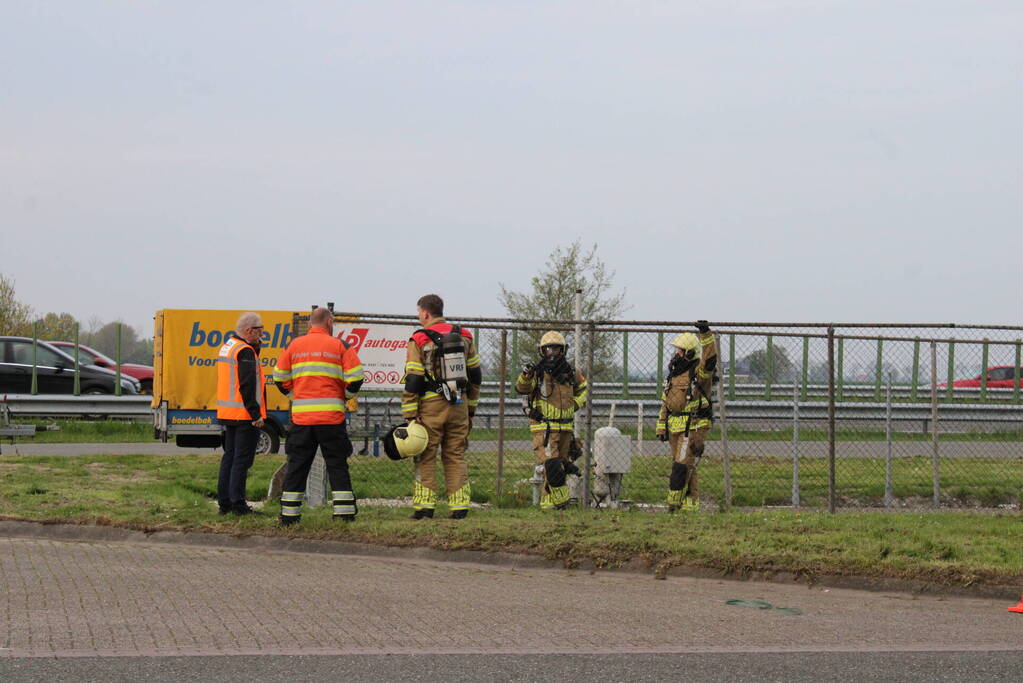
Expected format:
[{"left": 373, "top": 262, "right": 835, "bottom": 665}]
[
  {"left": 35, "top": 312, "right": 80, "bottom": 341},
  {"left": 742, "top": 346, "right": 793, "bottom": 383},
  {"left": 498, "top": 240, "right": 629, "bottom": 380},
  {"left": 0, "top": 273, "right": 33, "bottom": 335},
  {"left": 84, "top": 321, "right": 153, "bottom": 365}
]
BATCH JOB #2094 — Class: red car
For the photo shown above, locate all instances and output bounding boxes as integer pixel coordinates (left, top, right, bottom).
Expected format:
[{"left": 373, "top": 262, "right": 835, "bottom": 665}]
[
  {"left": 49, "top": 341, "right": 154, "bottom": 394},
  {"left": 939, "top": 365, "right": 1022, "bottom": 389}
]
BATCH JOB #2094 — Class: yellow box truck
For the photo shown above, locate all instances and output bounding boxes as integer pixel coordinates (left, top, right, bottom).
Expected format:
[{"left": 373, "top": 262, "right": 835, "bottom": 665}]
[{"left": 151, "top": 309, "right": 413, "bottom": 453}]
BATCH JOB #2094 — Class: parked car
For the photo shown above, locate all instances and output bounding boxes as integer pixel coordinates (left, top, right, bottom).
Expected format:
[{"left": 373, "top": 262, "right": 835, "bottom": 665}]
[
  {"left": 49, "top": 341, "right": 154, "bottom": 394},
  {"left": 0, "top": 337, "right": 140, "bottom": 395},
  {"left": 938, "top": 366, "right": 1022, "bottom": 389}
]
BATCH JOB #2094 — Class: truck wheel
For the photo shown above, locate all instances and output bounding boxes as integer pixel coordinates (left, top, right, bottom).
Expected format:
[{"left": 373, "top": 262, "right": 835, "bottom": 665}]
[{"left": 256, "top": 424, "right": 280, "bottom": 455}]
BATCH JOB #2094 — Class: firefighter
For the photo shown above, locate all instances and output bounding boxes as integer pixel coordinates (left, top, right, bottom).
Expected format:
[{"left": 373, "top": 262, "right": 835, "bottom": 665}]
[
  {"left": 656, "top": 321, "right": 716, "bottom": 511},
  {"left": 273, "top": 306, "right": 364, "bottom": 525},
  {"left": 516, "top": 331, "right": 589, "bottom": 510},
  {"left": 401, "top": 294, "right": 483, "bottom": 519}
]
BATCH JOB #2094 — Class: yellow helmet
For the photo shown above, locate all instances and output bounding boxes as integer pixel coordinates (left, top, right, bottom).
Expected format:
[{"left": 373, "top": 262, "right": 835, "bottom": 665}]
[
  {"left": 538, "top": 330, "right": 567, "bottom": 355},
  {"left": 383, "top": 421, "right": 429, "bottom": 460},
  {"left": 671, "top": 332, "right": 700, "bottom": 360}
]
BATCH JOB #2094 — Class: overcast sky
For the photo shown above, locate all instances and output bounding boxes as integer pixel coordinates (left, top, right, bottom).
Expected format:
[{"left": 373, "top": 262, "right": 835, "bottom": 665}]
[{"left": 2, "top": 1, "right": 1020, "bottom": 334}]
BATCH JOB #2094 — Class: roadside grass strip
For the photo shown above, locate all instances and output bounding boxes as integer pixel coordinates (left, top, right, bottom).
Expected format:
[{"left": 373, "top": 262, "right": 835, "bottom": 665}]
[{"left": 0, "top": 453, "right": 1021, "bottom": 588}]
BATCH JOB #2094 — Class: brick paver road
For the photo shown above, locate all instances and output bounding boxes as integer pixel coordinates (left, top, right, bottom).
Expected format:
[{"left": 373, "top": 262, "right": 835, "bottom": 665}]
[{"left": 1, "top": 532, "right": 1021, "bottom": 658}]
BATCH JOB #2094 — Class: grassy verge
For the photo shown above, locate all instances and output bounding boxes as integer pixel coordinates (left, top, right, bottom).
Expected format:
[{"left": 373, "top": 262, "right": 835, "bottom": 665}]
[
  {"left": 0, "top": 453, "right": 1021, "bottom": 588},
  {"left": 12, "top": 419, "right": 152, "bottom": 443},
  {"left": 15, "top": 419, "right": 1023, "bottom": 444}
]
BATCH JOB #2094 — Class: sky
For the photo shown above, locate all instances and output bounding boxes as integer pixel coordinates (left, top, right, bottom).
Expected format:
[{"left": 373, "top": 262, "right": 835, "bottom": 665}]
[{"left": 1, "top": 1, "right": 1020, "bottom": 334}]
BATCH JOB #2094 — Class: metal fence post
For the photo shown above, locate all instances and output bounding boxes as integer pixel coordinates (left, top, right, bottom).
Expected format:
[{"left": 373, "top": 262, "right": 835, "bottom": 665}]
[
  {"left": 765, "top": 334, "right": 774, "bottom": 400},
  {"left": 885, "top": 373, "right": 893, "bottom": 508},
  {"left": 931, "top": 341, "right": 940, "bottom": 508},
  {"left": 583, "top": 323, "right": 595, "bottom": 506},
  {"left": 791, "top": 381, "right": 800, "bottom": 507},
  {"left": 827, "top": 326, "right": 836, "bottom": 514},
  {"left": 73, "top": 322, "right": 81, "bottom": 396},
  {"left": 495, "top": 330, "right": 507, "bottom": 503},
  {"left": 31, "top": 321, "right": 39, "bottom": 395}
]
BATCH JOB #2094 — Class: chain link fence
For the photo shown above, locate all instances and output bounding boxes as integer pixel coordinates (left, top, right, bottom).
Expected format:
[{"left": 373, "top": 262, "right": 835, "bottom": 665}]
[{"left": 340, "top": 315, "right": 1023, "bottom": 512}]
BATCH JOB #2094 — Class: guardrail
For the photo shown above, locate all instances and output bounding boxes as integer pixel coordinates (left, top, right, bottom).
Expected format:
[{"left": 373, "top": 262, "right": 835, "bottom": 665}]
[
  {"left": 0, "top": 394, "right": 152, "bottom": 418},
  {"left": 4, "top": 394, "right": 1022, "bottom": 433}
]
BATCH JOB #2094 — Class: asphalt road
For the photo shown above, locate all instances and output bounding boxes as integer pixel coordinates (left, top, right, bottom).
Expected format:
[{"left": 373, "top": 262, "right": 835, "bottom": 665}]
[
  {"left": 4, "top": 651, "right": 1023, "bottom": 682},
  {"left": 0, "top": 530, "right": 1021, "bottom": 681}
]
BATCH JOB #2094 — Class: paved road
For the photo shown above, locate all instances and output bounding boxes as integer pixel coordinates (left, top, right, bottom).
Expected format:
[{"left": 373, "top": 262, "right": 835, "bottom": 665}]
[{"left": 1, "top": 532, "right": 1021, "bottom": 680}]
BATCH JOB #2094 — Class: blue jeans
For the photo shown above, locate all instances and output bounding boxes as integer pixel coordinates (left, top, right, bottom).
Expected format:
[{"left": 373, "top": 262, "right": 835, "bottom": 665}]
[{"left": 218, "top": 423, "right": 258, "bottom": 510}]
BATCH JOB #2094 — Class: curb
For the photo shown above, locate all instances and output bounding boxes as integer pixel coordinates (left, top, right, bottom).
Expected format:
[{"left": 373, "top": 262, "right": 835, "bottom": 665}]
[{"left": 0, "top": 518, "right": 1018, "bottom": 600}]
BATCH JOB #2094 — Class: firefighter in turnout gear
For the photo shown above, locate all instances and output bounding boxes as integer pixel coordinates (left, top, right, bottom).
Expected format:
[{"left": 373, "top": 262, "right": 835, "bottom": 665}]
[
  {"left": 401, "top": 294, "right": 482, "bottom": 519},
  {"left": 273, "top": 306, "right": 364, "bottom": 525},
  {"left": 656, "top": 321, "right": 717, "bottom": 511},
  {"left": 516, "top": 331, "right": 589, "bottom": 510}
]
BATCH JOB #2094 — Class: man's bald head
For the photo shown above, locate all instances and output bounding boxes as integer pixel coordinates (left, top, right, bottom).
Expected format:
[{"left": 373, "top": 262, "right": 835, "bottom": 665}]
[{"left": 310, "top": 306, "right": 333, "bottom": 331}]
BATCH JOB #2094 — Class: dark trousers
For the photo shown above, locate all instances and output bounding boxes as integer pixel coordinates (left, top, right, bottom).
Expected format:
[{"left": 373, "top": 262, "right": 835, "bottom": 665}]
[
  {"left": 218, "top": 422, "right": 258, "bottom": 509},
  {"left": 282, "top": 422, "right": 355, "bottom": 503}
]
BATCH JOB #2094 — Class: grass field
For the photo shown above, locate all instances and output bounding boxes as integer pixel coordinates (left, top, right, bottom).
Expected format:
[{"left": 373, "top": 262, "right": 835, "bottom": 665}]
[{"left": 1, "top": 452, "right": 1021, "bottom": 588}]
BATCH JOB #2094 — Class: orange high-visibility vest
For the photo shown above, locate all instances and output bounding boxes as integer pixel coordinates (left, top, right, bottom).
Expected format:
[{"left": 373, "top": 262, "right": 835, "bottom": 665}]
[
  {"left": 273, "top": 327, "right": 364, "bottom": 425},
  {"left": 216, "top": 336, "right": 267, "bottom": 421}
]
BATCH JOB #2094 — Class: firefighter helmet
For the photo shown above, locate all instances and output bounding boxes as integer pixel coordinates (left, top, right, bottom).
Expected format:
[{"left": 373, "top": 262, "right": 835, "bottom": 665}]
[
  {"left": 538, "top": 330, "right": 567, "bottom": 355},
  {"left": 383, "top": 421, "right": 429, "bottom": 460},
  {"left": 671, "top": 332, "right": 700, "bottom": 360}
]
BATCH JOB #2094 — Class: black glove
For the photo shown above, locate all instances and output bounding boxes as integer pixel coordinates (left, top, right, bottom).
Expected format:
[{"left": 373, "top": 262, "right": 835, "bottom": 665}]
[
  {"left": 657, "top": 432, "right": 668, "bottom": 442},
  {"left": 522, "top": 363, "right": 535, "bottom": 375},
  {"left": 696, "top": 320, "right": 710, "bottom": 333}
]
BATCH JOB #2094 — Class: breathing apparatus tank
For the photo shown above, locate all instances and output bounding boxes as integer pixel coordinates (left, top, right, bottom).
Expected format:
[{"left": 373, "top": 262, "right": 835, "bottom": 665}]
[{"left": 421, "top": 326, "right": 468, "bottom": 404}]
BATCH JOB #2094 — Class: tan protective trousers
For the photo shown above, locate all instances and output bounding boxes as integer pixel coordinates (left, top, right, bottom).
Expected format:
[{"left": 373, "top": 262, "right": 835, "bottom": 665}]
[
  {"left": 415, "top": 397, "right": 470, "bottom": 497},
  {"left": 530, "top": 426, "right": 574, "bottom": 464},
  {"left": 669, "top": 426, "right": 708, "bottom": 497}
]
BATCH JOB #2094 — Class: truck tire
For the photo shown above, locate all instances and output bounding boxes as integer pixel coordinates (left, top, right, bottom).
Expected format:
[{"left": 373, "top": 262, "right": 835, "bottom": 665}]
[{"left": 256, "top": 424, "right": 281, "bottom": 455}]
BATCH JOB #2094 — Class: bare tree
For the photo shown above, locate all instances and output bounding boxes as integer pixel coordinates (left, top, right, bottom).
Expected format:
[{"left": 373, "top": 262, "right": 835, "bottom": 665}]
[{"left": 497, "top": 240, "right": 629, "bottom": 379}]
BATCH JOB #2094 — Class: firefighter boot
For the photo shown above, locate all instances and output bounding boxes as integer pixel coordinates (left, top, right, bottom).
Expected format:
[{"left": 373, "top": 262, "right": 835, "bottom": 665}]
[
  {"left": 667, "top": 462, "right": 688, "bottom": 512},
  {"left": 540, "top": 459, "right": 571, "bottom": 510}
]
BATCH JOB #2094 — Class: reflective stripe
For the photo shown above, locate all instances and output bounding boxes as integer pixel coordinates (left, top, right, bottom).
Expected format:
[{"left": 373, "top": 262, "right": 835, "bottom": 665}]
[
  {"left": 281, "top": 491, "right": 304, "bottom": 502},
  {"left": 701, "top": 336, "right": 714, "bottom": 347},
  {"left": 280, "top": 508, "right": 302, "bottom": 517},
  {"left": 291, "top": 361, "right": 345, "bottom": 379},
  {"left": 466, "top": 354, "right": 481, "bottom": 368},
  {"left": 412, "top": 481, "right": 437, "bottom": 509},
  {"left": 343, "top": 365, "right": 363, "bottom": 379},
  {"left": 219, "top": 356, "right": 238, "bottom": 403},
  {"left": 448, "top": 484, "right": 471, "bottom": 511},
  {"left": 292, "top": 398, "right": 345, "bottom": 407},
  {"left": 331, "top": 491, "right": 354, "bottom": 501},
  {"left": 333, "top": 505, "right": 357, "bottom": 515},
  {"left": 273, "top": 368, "right": 293, "bottom": 382},
  {"left": 405, "top": 361, "right": 425, "bottom": 372}
]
